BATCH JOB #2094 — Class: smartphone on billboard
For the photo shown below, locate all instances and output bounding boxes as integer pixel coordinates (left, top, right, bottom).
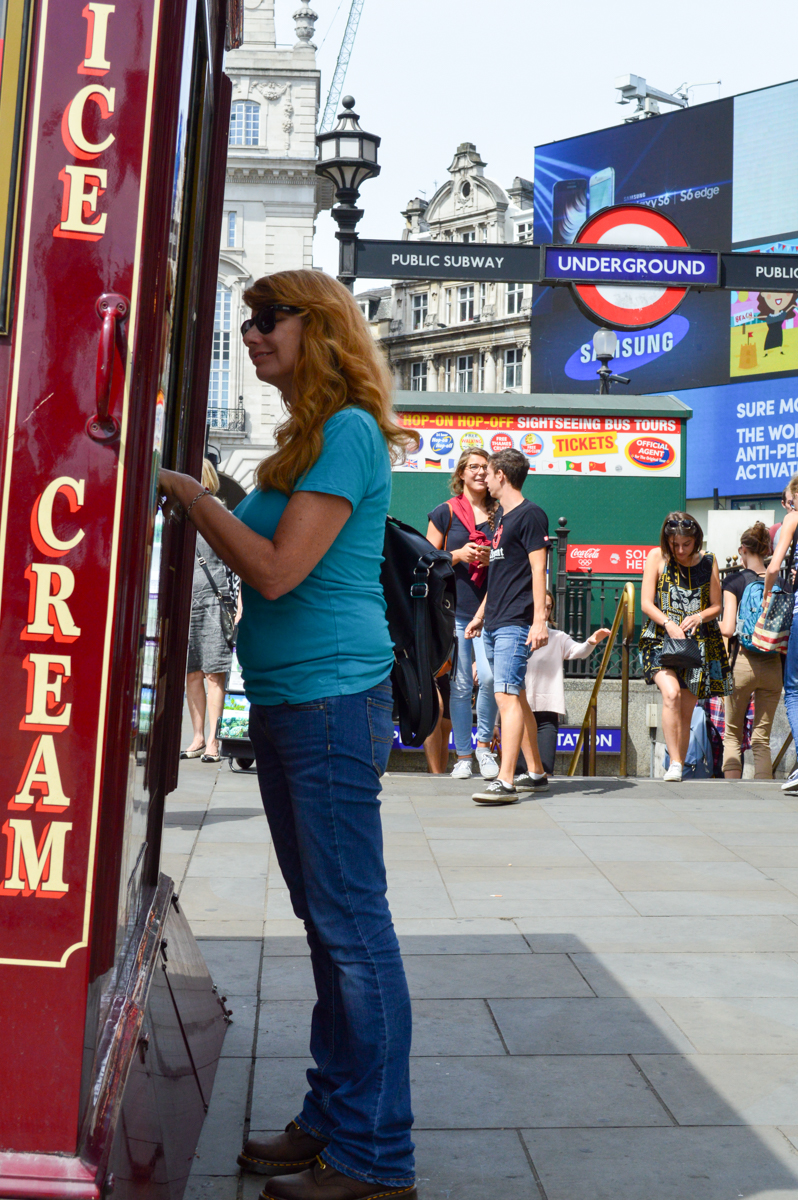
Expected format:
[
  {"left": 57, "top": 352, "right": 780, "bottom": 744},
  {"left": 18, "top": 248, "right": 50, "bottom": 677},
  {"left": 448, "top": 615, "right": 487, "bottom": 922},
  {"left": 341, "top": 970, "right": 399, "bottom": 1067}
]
[
  {"left": 589, "top": 167, "right": 615, "bottom": 215},
  {"left": 553, "top": 178, "right": 588, "bottom": 244}
]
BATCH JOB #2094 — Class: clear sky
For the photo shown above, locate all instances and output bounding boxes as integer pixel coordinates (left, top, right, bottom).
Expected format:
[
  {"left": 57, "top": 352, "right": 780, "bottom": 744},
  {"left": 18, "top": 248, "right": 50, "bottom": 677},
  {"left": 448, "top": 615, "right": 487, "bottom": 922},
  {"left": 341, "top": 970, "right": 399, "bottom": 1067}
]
[{"left": 274, "top": 0, "right": 798, "bottom": 281}]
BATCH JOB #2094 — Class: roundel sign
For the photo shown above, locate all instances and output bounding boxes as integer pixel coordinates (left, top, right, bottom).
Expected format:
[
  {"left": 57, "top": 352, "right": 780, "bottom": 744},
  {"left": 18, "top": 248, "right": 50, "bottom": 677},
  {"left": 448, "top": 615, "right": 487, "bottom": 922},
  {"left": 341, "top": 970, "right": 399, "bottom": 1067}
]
[{"left": 570, "top": 204, "right": 690, "bottom": 330}]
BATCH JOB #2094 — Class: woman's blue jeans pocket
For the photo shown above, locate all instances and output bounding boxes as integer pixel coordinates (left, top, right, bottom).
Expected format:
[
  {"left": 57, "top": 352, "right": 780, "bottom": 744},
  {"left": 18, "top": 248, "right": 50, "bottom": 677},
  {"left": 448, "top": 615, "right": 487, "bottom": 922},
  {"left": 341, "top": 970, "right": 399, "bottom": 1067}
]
[{"left": 367, "top": 682, "right": 395, "bottom": 774}]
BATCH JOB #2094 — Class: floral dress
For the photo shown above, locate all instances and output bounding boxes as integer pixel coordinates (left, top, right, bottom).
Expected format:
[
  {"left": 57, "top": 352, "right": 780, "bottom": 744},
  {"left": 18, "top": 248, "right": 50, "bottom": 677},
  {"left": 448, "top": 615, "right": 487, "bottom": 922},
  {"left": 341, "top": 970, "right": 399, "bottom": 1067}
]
[{"left": 639, "top": 553, "right": 732, "bottom": 698}]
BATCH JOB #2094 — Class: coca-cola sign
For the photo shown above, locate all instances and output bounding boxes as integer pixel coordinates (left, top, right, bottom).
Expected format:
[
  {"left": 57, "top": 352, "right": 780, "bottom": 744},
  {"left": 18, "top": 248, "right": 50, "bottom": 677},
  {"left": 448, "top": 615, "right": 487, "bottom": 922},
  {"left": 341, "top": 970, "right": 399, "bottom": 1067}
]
[{"left": 567, "top": 544, "right": 656, "bottom": 573}]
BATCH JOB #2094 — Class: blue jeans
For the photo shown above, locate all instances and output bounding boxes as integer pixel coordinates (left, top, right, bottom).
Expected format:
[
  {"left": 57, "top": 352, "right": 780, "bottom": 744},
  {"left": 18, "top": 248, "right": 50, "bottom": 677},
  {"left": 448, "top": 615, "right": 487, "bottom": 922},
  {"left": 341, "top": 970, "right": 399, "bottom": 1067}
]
[
  {"left": 483, "top": 625, "right": 531, "bottom": 695},
  {"left": 784, "top": 604, "right": 798, "bottom": 747},
  {"left": 450, "top": 615, "right": 498, "bottom": 757},
  {"left": 248, "top": 679, "right": 414, "bottom": 1186}
]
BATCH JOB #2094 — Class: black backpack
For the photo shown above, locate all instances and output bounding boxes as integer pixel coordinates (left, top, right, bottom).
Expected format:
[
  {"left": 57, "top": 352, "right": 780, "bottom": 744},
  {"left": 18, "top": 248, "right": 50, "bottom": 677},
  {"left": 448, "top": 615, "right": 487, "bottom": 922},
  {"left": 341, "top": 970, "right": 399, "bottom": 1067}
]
[{"left": 381, "top": 516, "right": 457, "bottom": 747}]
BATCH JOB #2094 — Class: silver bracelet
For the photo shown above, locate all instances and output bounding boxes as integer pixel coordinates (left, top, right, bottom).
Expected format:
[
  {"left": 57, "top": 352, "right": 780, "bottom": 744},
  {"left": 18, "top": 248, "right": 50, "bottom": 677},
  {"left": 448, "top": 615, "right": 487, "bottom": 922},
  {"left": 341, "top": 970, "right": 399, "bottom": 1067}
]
[{"left": 185, "top": 487, "right": 210, "bottom": 519}]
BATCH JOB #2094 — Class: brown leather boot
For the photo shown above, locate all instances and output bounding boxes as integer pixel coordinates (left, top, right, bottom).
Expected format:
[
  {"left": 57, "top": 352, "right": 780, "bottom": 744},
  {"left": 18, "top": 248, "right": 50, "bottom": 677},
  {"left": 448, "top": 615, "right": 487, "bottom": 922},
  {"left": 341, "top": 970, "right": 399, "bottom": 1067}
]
[
  {"left": 237, "top": 1122, "right": 330, "bottom": 1176},
  {"left": 259, "top": 1159, "right": 418, "bottom": 1200}
]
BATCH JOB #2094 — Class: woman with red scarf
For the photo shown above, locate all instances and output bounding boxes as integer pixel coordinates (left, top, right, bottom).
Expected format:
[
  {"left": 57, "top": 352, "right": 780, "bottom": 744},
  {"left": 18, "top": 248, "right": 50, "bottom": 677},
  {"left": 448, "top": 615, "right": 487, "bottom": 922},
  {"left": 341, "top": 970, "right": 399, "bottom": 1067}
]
[{"left": 426, "top": 449, "right": 498, "bottom": 780}]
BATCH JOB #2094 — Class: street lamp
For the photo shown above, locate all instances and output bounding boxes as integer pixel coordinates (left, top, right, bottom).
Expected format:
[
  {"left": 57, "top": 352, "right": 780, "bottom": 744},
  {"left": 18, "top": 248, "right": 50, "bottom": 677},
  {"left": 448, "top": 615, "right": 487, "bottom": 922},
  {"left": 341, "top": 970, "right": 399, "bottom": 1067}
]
[
  {"left": 593, "top": 328, "right": 630, "bottom": 395},
  {"left": 315, "top": 96, "right": 381, "bottom": 291}
]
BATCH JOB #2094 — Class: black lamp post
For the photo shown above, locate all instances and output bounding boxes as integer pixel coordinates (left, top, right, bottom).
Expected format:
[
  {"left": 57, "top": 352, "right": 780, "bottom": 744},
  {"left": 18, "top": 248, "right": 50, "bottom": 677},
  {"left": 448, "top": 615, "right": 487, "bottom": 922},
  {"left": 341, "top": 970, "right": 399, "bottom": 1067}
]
[
  {"left": 315, "top": 97, "right": 381, "bottom": 291},
  {"left": 593, "top": 328, "right": 631, "bottom": 395}
]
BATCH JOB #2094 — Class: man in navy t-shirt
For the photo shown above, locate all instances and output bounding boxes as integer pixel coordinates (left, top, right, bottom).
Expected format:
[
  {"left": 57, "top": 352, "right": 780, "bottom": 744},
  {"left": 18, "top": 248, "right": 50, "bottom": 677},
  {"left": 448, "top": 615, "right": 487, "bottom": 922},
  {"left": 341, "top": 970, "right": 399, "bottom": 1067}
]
[{"left": 465, "top": 448, "right": 550, "bottom": 804}]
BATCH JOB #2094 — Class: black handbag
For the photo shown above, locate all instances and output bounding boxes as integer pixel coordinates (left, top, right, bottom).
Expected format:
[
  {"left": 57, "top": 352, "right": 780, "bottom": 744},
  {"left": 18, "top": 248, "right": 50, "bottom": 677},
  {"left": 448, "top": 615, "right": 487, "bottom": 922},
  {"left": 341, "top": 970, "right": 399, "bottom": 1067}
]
[
  {"left": 659, "top": 633, "right": 703, "bottom": 670},
  {"left": 658, "top": 559, "right": 703, "bottom": 671},
  {"left": 196, "top": 548, "right": 237, "bottom": 649}
]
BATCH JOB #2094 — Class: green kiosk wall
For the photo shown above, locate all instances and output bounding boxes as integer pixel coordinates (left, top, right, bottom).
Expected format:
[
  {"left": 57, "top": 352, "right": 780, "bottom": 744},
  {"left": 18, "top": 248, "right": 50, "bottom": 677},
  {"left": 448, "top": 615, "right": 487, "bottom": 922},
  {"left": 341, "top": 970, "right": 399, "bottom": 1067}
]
[{"left": 389, "top": 393, "right": 691, "bottom": 546}]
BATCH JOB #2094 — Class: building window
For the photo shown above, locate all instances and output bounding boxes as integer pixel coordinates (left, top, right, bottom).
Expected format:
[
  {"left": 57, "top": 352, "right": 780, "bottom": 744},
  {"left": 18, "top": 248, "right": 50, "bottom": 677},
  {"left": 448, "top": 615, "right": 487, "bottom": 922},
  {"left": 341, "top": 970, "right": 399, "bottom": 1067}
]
[
  {"left": 411, "top": 292, "right": 428, "bottom": 330},
  {"left": 209, "top": 284, "right": 232, "bottom": 404},
  {"left": 478, "top": 353, "right": 485, "bottom": 391},
  {"left": 480, "top": 282, "right": 487, "bottom": 311},
  {"left": 481, "top": 225, "right": 488, "bottom": 242},
  {"left": 226, "top": 211, "right": 237, "bottom": 247},
  {"left": 458, "top": 285, "right": 474, "bottom": 322},
  {"left": 410, "top": 360, "right": 427, "bottom": 391},
  {"left": 445, "top": 289, "right": 453, "bottom": 324},
  {"left": 444, "top": 357, "right": 452, "bottom": 391},
  {"left": 229, "top": 101, "right": 260, "bottom": 146},
  {"left": 461, "top": 229, "right": 476, "bottom": 243},
  {"left": 516, "top": 221, "right": 533, "bottom": 242},
  {"left": 505, "top": 347, "right": 522, "bottom": 389},
  {"left": 506, "top": 281, "right": 524, "bottom": 315},
  {"left": 457, "top": 354, "right": 474, "bottom": 392}
]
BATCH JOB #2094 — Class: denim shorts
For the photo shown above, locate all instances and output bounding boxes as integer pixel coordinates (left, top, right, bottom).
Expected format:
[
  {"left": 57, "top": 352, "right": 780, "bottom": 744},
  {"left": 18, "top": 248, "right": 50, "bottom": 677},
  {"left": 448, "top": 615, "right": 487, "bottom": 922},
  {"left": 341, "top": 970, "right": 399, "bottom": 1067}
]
[{"left": 483, "top": 624, "right": 530, "bottom": 695}]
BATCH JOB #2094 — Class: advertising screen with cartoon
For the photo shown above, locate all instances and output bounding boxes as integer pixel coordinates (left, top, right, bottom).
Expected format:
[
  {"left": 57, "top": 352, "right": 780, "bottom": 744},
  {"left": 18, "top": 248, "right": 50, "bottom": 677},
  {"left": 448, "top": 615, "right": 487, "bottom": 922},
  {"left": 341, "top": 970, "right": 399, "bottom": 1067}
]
[{"left": 531, "top": 79, "right": 798, "bottom": 404}]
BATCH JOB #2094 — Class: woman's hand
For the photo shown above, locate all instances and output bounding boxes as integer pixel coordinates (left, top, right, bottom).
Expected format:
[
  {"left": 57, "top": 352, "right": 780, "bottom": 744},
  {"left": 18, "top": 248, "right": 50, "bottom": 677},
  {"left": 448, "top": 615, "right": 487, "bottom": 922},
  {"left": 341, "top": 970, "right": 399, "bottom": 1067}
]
[
  {"left": 589, "top": 627, "right": 612, "bottom": 645},
  {"left": 465, "top": 614, "right": 484, "bottom": 639},
  {"left": 664, "top": 617, "right": 688, "bottom": 637},
  {"left": 680, "top": 613, "right": 702, "bottom": 634},
  {"left": 456, "top": 542, "right": 490, "bottom": 566}
]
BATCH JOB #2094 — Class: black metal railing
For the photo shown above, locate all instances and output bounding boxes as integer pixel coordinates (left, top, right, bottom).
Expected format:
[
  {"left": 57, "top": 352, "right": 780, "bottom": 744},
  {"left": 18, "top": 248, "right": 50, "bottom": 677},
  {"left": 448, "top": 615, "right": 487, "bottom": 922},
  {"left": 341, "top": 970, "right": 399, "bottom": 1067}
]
[
  {"left": 554, "top": 516, "right": 643, "bottom": 680},
  {"left": 207, "top": 402, "right": 246, "bottom": 432}
]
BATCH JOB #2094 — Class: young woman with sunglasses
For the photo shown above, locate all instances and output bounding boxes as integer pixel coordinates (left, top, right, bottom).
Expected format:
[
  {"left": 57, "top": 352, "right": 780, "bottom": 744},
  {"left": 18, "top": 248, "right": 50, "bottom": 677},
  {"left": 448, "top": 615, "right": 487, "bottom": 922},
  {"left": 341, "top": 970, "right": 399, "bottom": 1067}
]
[
  {"left": 764, "top": 476, "right": 798, "bottom": 792},
  {"left": 159, "top": 271, "right": 419, "bottom": 1200},
  {"left": 426, "top": 449, "right": 499, "bottom": 780},
  {"left": 640, "top": 512, "right": 731, "bottom": 782}
]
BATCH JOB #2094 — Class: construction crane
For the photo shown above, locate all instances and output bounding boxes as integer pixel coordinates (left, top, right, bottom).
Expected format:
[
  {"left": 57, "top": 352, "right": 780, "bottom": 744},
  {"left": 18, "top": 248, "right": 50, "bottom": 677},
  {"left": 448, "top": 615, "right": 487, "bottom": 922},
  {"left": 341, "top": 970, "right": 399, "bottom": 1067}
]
[{"left": 319, "top": 0, "right": 365, "bottom": 133}]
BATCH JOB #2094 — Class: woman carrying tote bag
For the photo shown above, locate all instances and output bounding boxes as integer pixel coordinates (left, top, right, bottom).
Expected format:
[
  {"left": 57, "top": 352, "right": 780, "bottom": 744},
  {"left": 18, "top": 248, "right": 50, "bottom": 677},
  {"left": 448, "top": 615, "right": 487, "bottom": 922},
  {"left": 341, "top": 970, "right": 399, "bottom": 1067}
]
[{"left": 639, "top": 512, "right": 731, "bottom": 782}]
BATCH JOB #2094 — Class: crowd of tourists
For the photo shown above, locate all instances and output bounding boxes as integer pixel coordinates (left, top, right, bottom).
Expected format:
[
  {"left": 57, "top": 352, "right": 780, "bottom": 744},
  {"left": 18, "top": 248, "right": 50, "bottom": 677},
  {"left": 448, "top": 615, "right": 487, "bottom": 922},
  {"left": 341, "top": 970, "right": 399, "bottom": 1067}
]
[{"left": 424, "top": 465, "right": 798, "bottom": 789}]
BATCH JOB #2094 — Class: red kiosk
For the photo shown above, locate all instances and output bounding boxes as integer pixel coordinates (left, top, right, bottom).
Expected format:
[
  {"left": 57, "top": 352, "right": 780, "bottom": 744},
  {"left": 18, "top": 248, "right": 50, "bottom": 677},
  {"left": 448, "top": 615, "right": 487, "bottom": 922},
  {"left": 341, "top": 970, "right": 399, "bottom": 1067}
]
[{"left": 0, "top": 0, "right": 241, "bottom": 1195}]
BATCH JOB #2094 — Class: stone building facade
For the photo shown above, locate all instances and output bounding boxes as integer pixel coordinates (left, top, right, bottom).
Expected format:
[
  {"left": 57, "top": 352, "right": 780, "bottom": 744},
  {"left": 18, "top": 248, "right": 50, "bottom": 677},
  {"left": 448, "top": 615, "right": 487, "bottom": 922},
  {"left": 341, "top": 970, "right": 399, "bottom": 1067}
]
[
  {"left": 208, "top": 0, "right": 331, "bottom": 488},
  {"left": 366, "top": 144, "right": 535, "bottom": 396}
]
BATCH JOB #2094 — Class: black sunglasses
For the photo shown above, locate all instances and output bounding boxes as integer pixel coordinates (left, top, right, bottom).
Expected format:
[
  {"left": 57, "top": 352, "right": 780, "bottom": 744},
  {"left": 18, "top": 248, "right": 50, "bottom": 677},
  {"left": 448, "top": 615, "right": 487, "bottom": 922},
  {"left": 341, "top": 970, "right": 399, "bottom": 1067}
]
[
  {"left": 241, "top": 304, "right": 302, "bottom": 337},
  {"left": 664, "top": 519, "right": 698, "bottom": 532}
]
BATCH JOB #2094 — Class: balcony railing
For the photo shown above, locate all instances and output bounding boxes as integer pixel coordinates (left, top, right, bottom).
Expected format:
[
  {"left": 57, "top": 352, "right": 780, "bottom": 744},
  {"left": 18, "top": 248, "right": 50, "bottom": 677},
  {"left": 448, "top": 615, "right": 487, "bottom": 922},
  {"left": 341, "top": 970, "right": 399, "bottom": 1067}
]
[{"left": 207, "top": 402, "right": 246, "bottom": 433}]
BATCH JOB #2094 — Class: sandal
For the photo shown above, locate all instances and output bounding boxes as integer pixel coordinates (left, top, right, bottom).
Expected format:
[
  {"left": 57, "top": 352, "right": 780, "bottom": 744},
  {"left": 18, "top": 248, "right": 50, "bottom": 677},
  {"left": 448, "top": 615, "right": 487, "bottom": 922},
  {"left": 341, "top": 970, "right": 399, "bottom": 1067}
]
[
  {"left": 180, "top": 742, "right": 206, "bottom": 759},
  {"left": 200, "top": 751, "right": 221, "bottom": 763}
]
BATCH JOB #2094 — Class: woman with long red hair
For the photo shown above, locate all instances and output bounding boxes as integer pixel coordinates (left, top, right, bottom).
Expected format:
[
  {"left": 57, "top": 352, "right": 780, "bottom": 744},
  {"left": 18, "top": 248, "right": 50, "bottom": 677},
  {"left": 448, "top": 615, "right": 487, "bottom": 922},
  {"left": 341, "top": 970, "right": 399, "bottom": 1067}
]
[{"left": 159, "top": 270, "right": 419, "bottom": 1200}]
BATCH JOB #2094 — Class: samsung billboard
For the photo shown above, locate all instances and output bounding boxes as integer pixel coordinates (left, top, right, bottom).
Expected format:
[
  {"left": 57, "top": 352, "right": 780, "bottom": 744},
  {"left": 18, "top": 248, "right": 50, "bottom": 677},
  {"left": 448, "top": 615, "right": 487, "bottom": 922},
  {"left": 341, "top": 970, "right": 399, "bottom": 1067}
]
[{"left": 532, "top": 78, "right": 798, "bottom": 495}]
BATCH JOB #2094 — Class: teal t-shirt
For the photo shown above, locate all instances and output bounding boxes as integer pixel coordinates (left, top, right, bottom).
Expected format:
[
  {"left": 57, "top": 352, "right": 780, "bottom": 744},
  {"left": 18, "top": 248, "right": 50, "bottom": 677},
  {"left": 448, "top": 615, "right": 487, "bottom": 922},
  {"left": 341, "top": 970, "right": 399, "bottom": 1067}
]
[{"left": 234, "top": 407, "right": 394, "bottom": 705}]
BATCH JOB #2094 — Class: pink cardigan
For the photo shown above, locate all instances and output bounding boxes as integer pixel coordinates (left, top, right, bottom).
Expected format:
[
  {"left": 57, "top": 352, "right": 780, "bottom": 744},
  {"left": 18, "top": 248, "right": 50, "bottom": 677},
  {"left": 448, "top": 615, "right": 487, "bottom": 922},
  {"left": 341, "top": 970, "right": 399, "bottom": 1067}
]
[{"left": 525, "top": 628, "right": 595, "bottom": 715}]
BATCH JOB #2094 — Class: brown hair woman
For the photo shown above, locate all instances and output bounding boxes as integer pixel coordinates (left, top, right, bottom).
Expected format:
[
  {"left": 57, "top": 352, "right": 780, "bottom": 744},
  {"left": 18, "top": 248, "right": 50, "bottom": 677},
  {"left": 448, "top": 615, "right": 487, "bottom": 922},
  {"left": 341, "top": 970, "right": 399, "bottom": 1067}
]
[
  {"left": 425, "top": 448, "right": 499, "bottom": 780},
  {"left": 159, "top": 269, "right": 419, "bottom": 1200},
  {"left": 639, "top": 512, "right": 731, "bottom": 781}
]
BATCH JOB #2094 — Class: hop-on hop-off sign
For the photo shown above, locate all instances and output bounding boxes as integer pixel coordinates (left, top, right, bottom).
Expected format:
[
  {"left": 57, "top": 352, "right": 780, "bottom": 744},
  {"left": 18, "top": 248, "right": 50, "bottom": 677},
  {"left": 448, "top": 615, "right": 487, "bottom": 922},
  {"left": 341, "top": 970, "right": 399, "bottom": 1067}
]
[{"left": 542, "top": 204, "right": 719, "bottom": 330}]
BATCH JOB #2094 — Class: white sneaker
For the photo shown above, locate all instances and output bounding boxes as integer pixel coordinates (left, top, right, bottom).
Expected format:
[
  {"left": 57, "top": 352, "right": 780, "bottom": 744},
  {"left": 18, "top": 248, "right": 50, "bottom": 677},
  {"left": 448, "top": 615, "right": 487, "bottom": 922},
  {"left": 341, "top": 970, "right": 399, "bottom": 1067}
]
[
  {"left": 782, "top": 768, "right": 798, "bottom": 792},
  {"left": 476, "top": 748, "right": 499, "bottom": 779},
  {"left": 663, "top": 761, "right": 683, "bottom": 782},
  {"left": 451, "top": 758, "right": 473, "bottom": 780}
]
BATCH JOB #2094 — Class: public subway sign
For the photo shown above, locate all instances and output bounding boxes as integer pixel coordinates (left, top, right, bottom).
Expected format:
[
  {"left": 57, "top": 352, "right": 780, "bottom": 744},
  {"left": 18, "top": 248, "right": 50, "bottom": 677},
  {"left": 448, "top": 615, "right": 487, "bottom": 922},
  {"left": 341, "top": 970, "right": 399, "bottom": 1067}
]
[
  {"left": 395, "top": 412, "right": 681, "bottom": 478},
  {"left": 0, "top": 0, "right": 159, "bottom": 966},
  {"left": 566, "top": 545, "right": 657, "bottom": 574},
  {"left": 356, "top": 238, "right": 540, "bottom": 283}
]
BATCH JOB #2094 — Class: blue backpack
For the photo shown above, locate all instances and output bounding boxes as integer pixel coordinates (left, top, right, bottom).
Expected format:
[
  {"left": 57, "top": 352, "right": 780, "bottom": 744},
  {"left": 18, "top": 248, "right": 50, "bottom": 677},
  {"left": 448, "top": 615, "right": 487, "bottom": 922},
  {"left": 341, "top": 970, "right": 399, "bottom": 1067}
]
[{"left": 736, "top": 576, "right": 773, "bottom": 654}]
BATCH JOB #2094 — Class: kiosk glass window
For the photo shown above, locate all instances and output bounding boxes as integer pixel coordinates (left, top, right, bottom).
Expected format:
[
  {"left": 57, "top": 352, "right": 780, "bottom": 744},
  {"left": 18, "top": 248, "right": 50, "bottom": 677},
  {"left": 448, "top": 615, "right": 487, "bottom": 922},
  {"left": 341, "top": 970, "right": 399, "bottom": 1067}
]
[{"left": 0, "top": 0, "right": 32, "bottom": 333}]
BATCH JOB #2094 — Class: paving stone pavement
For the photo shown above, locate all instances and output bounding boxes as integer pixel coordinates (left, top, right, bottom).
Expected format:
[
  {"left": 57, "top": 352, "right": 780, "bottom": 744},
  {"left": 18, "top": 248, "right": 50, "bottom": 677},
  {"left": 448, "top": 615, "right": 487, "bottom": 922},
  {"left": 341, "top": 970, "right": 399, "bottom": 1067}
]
[{"left": 171, "top": 755, "right": 798, "bottom": 1199}]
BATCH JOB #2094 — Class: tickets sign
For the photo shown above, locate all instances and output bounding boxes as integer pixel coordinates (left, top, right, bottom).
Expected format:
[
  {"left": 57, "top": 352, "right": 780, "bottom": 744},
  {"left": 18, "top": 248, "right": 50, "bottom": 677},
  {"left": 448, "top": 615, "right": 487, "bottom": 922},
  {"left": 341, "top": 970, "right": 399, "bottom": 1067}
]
[
  {"left": 567, "top": 544, "right": 657, "bottom": 573},
  {"left": 396, "top": 412, "right": 681, "bottom": 477}
]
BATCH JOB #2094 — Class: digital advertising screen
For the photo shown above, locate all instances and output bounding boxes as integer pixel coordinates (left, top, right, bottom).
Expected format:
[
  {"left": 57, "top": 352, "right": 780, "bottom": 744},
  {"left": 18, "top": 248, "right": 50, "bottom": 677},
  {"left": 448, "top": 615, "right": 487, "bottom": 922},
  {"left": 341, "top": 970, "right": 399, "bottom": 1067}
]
[{"left": 531, "top": 78, "right": 798, "bottom": 496}]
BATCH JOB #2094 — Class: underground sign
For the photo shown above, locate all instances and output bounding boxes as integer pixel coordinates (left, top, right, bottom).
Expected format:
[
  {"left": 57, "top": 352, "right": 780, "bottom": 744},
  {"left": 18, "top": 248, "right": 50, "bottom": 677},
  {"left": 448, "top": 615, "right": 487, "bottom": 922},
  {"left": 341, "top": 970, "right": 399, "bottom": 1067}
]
[{"left": 555, "top": 205, "right": 717, "bottom": 331}]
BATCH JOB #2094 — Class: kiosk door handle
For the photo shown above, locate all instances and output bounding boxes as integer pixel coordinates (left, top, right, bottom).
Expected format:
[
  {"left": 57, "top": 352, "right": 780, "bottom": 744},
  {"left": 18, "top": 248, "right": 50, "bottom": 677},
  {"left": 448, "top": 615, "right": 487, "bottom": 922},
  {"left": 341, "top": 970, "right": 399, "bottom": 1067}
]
[{"left": 88, "top": 292, "right": 129, "bottom": 442}]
